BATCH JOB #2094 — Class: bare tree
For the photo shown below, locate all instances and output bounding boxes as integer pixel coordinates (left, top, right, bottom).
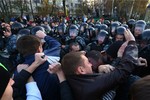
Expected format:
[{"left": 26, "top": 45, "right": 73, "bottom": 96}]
[
  {"left": 62, "top": 0, "right": 66, "bottom": 16},
  {"left": 0, "top": 0, "right": 12, "bottom": 22},
  {"left": 12, "top": 0, "right": 29, "bottom": 17}
]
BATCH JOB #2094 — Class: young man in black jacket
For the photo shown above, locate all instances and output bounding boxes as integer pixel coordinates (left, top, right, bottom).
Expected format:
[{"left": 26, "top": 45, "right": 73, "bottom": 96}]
[{"left": 59, "top": 29, "right": 142, "bottom": 100}]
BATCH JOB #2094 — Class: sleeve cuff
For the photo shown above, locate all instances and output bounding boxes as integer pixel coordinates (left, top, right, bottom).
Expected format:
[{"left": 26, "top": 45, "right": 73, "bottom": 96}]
[{"left": 26, "top": 82, "right": 42, "bottom": 100}]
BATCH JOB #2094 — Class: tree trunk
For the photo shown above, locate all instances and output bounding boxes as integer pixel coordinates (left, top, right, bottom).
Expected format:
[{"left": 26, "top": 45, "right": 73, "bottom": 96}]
[
  {"left": 29, "top": 0, "right": 34, "bottom": 21},
  {"left": 62, "top": 0, "right": 66, "bottom": 17}
]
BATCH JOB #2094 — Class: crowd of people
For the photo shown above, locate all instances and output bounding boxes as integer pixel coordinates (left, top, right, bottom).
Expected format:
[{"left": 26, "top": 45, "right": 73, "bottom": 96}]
[{"left": 0, "top": 15, "right": 150, "bottom": 100}]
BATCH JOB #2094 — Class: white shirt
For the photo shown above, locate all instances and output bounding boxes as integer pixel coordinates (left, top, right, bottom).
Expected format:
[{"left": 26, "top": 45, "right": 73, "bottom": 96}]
[{"left": 26, "top": 82, "right": 42, "bottom": 100}]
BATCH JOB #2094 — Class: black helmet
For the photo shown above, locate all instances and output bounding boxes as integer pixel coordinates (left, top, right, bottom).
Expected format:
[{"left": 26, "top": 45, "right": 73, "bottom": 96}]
[
  {"left": 103, "top": 20, "right": 110, "bottom": 26},
  {"left": 31, "top": 26, "right": 45, "bottom": 35},
  {"left": 11, "top": 22, "right": 24, "bottom": 34},
  {"left": 97, "top": 30, "right": 108, "bottom": 37},
  {"left": 111, "top": 21, "right": 120, "bottom": 35},
  {"left": 116, "top": 26, "right": 126, "bottom": 35},
  {"left": 11, "top": 22, "right": 24, "bottom": 30},
  {"left": 135, "top": 20, "right": 146, "bottom": 31},
  {"left": 79, "top": 23, "right": 88, "bottom": 33},
  {"left": 17, "top": 28, "right": 30, "bottom": 39},
  {"left": 127, "top": 19, "right": 135, "bottom": 30},
  {"left": 95, "top": 21, "right": 101, "bottom": 25},
  {"left": 121, "top": 24, "right": 128, "bottom": 29},
  {"left": 88, "top": 26, "right": 96, "bottom": 37},
  {"left": 127, "top": 19, "right": 135, "bottom": 25},
  {"left": 111, "top": 21, "right": 120, "bottom": 28},
  {"left": 69, "top": 25, "right": 79, "bottom": 36},
  {"left": 100, "top": 24, "right": 108, "bottom": 31},
  {"left": 97, "top": 30, "right": 108, "bottom": 43},
  {"left": 57, "top": 23, "right": 66, "bottom": 34},
  {"left": 18, "top": 28, "right": 30, "bottom": 35},
  {"left": 94, "top": 24, "right": 101, "bottom": 34},
  {"left": 88, "top": 23, "right": 95, "bottom": 27},
  {"left": 41, "top": 24, "right": 51, "bottom": 34},
  {"left": 141, "top": 29, "right": 150, "bottom": 43}
]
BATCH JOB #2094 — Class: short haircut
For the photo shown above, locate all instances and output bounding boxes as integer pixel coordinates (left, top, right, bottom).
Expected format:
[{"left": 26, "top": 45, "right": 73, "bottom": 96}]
[
  {"left": 17, "top": 35, "right": 41, "bottom": 57},
  {"left": 130, "top": 75, "right": 150, "bottom": 100},
  {"left": 61, "top": 52, "right": 84, "bottom": 76},
  {"left": 85, "top": 50, "right": 102, "bottom": 62},
  {"left": 69, "top": 42, "right": 81, "bottom": 51}
]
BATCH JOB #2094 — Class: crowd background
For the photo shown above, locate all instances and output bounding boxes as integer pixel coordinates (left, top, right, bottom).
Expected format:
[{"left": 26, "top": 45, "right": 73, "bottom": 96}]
[{"left": 0, "top": 14, "right": 150, "bottom": 100}]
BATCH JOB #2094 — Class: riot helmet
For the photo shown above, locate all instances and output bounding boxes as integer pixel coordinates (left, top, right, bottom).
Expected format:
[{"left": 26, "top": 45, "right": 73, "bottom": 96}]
[
  {"left": 134, "top": 20, "right": 146, "bottom": 37},
  {"left": 127, "top": 19, "right": 135, "bottom": 32},
  {"left": 57, "top": 23, "right": 66, "bottom": 34},
  {"left": 94, "top": 24, "right": 101, "bottom": 35},
  {"left": 103, "top": 20, "right": 111, "bottom": 27},
  {"left": 17, "top": 28, "right": 30, "bottom": 39},
  {"left": 115, "top": 26, "right": 126, "bottom": 41},
  {"left": 41, "top": 24, "right": 51, "bottom": 34},
  {"left": 100, "top": 24, "right": 108, "bottom": 31},
  {"left": 88, "top": 26, "right": 96, "bottom": 38},
  {"left": 88, "top": 22, "right": 95, "bottom": 27},
  {"left": 69, "top": 25, "right": 79, "bottom": 39},
  {"left": 97, "top": 30, "right": 108, "bottom": 44},
  {"left": 111, "top": 21, "right": 120, "bottom": 36},
  {"left": 141, "top": 29, "right": 150, "bottom": 44},
  {"left": 121, "top": 24, "right": 129, "bottom": 29},
  {"left": 31, "top": 26, "right": 45, "bottom": 35},
  {"left": 79, "top": 23, "right": 88, "bottom": 33},
  {"left": 11, "top": 22, "right": 24, "bottom": 34}
]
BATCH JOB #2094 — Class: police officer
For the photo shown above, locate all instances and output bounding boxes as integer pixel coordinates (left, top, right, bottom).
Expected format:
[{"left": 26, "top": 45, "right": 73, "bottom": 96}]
[
  {"left": 114, "top": 26, "right": 126, "bottom": 42},
  {"left": 86, "top": 30, "right": 112, "bottom": 52},
  {"left": 137, "top": 29, "right": 150, "bottom": 77},
  {"left": 111, "top": 21, "right": 120, "bottom": 37},
  {"left": 127, "top": 19, "right": 135, "bottom": 33},
  {"left": 134, "top": 20, "right": 146, "bottom": 45},
  {"left": 64, "top": 25, "right": 86, "bottom": 50},
  {"left": 11, "top": 22, "right": 24, "bottom": 35},
  {"left": 55, "top": 24, "right": 67, "bottom": 45}
]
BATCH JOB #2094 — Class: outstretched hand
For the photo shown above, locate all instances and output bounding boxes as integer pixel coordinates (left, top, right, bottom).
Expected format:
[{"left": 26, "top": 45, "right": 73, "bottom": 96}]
[
  {"left": 47, "top": 63, "right": 62, "bottom": 74},
  {"left": 117, "top": 29, "right": 135, "bottom": 57},
  {"left": 138, "top": 57, "right": 147, "bottom": 67},
  {"left": 98, "top": 64, "right": 115, "bottom": 73},
  {"left": 124, "top": 29, "right": 135, "bottom": 41},
  {"left": 47, "top": 63, "right": 66, "bottom": 83}
]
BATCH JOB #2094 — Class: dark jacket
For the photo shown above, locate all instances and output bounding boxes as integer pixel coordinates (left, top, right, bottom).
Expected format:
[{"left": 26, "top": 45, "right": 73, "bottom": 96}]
[
  {"left": 14, "top": 35, "right": 61, "bottom": 100},
  {"left": 13, "top": 70, "right": 31, "bottom": 100},
  {"left": 67, "top": 41, "right": 139, "bottom": 100},
  {"left": 13, "top": 70, "right": 73, "bottom": 100},
  {"left": 60, "top": 81, "right": 74, "bottom": 100},
  {"left": 43, "top": 35, "right": 61, "bottom": 57},
  {"left": 14, "top": 55, "right": 60, "bottom": 100}
]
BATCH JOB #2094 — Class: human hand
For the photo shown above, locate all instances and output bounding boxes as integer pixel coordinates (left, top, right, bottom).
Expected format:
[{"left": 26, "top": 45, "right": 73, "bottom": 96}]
[
  {"left": 47, "top": 63, "right": 62, "bottom": 74},
  {"left": 36, "top": 30, "right": 46, "bottom": 39},
  {"left": 124, "top": 29, "right": 135, "bottom": 41},
  {"left": 98, "top": 64, "right": 115, "bottom": 73},
  {"left": 138, "top": 57, "right": 147, "bottom": 67},
  {"left": 17, "top": 64, "right": 29, "bottom": 73},
  {"left": 47, "top": 63, "right": 66, "bottom": 83},
  {"left": 61, "top": 45, "right": 66, "bottom": 48},
  {"left": 33, "top": 53, "right": 47, "bottom": 66}
]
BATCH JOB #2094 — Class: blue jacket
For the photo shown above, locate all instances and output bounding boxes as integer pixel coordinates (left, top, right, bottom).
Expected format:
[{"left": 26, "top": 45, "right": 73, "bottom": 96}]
[
  {"left": 43, "top": 35, "right": 61, "bottom": 57},
  {"left": 14, "top": 35, "right": 61, "bottom": 100},
  {"left": 23, "top": 55, "right": 60, "bottom": 100}
]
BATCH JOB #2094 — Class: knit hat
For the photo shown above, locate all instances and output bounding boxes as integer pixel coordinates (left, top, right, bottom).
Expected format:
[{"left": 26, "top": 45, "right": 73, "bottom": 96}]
[
  {"left": 0, "top": 63, "right": 10, "bottom": 98},
  {"left": 106, "top": 41, "right": 124, "bottom": 59}
]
